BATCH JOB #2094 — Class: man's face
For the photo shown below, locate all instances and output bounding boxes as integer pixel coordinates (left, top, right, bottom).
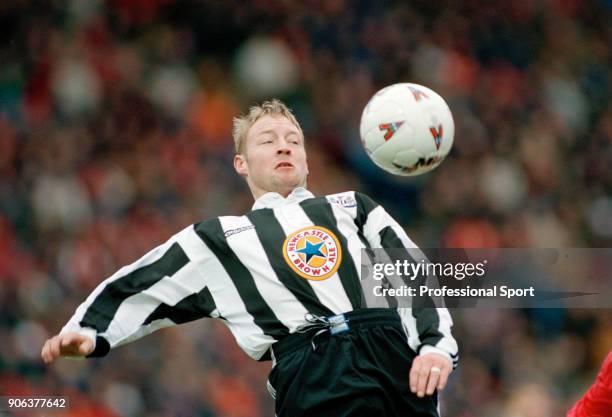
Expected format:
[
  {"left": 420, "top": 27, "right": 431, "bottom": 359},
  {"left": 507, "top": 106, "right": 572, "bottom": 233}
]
[{"left": 234, "top": 114, "right": 309, "bottom": 199}]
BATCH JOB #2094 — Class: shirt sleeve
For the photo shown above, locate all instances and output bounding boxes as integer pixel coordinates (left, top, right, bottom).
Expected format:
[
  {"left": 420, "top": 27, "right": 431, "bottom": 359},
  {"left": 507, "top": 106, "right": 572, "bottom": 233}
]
[
  {"left": 354, "top": 192, "right": 459, "bottom": 368},
  {"left": 60, "top": 225, "right": 218, "bottom": 357}
]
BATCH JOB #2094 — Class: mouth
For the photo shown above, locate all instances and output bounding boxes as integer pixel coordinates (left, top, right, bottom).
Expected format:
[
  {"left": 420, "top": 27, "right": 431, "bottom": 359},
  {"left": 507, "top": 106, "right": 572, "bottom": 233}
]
[{"left": 275, "top": 162, "right": 294, "bottom": 169}]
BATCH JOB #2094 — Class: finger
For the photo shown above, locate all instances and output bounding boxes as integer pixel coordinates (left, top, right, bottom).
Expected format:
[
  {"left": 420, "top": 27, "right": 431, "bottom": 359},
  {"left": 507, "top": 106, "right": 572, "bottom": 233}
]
[
  {"left": 50, "top": 336, "right": 62, "bottom": 358},
  {"left": 416, "top": 363, "right": 431, "bottom": 398},
  {"left": 79, "top": 337, "right": 94, "bottom": 356},
  {"left": 41, "top": 340, "right": 50, "bottom": 363},
  {"left": 61, "top": 336, "right": 81, "bottom": 355},
  {"left": 60, "top": 333, "right": 81, "bottom": 348},
  {"left": 60, "top": 335, "right": 73, "bottom": 347},
  {"left": 426, "top": 367, "right": 440, "bottom": 395},
  {"left": 409, "top": 358, "right": 422, "bottom": 393},
  {"left": 438, "top": 365, "right": 451, "bottom": 391},
  {"left": 45, "top": 337, "right": 60, "bottom": 362}
]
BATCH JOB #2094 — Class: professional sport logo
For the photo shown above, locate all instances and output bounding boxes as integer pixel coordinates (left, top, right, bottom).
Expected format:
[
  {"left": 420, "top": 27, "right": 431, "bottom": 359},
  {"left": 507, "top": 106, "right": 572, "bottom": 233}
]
[{"left": 283, "top": 226, "right": 342, "bottom": 281}]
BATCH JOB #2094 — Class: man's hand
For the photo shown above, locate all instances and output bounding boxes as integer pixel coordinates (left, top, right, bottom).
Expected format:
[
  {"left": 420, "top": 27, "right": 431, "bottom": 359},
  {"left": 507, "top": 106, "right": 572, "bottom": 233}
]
[
  {"left": 409, "top": 352, "right": 453, "bottom": 398},
  {"left": 41, "top": 332, "right": 95, "bottom": 364}
]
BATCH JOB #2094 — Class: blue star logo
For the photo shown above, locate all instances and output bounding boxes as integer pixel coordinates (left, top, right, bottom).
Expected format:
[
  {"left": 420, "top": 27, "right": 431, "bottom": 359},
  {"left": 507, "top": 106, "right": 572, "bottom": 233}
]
[{"left": 296, "top": 240, "right": 326, "bottom": 264}]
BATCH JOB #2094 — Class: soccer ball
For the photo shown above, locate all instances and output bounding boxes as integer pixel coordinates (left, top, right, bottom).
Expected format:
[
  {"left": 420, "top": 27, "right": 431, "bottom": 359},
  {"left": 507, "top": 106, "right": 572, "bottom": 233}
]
[{"left": 359, "top": 83, "right": 454, "bottom": 176}]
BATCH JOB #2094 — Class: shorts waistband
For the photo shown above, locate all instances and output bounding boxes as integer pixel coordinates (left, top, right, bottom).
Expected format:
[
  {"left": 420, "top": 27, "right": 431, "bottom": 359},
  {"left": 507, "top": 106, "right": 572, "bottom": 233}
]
[{"left": 271, "top": 308, "right": 401, "bottom": 362}]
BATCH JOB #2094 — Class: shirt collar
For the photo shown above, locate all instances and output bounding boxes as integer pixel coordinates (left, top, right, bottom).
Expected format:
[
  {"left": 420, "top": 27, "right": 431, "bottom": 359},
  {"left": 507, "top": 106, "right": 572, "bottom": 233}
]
[{"left": 252, "top": 187, "right": 315, "bottom": 210}]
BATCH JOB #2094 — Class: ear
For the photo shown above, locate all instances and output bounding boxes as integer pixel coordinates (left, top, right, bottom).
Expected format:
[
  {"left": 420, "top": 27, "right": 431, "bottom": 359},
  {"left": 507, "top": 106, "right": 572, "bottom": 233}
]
[{"left": 234, "top": 154, "right": 248, "bottom": 177}]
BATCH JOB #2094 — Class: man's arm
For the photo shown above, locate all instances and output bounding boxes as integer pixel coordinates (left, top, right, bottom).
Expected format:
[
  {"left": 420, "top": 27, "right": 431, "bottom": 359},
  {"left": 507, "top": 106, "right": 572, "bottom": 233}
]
[
  {"left": 41, "top": 225, "right": 217, "bottom": 363},
  {"left": 355, "top": 192, "right": 458, "bottom": 397}
]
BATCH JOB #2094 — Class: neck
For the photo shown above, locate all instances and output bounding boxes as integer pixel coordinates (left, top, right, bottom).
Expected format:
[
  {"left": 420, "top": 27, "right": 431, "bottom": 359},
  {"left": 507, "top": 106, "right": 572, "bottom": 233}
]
[
  {"left": 250, "top": 182, "right": 307, "bottom": 201},
  {"left": 251, "top": 185, "right": 306, "bottom": 201},
  {"left": 252, "top": 188, "right": 292, "bottom": 200}
]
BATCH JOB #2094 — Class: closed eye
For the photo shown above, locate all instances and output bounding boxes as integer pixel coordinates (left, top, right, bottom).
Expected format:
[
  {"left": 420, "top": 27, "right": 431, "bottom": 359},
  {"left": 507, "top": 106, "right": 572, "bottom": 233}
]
[{"left": 287, "top": 134, "right": 300, "bottom": 145}]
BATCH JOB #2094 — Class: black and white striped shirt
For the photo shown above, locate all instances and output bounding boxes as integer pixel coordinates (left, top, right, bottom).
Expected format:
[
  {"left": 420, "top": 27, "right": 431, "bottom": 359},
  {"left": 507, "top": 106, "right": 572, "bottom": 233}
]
[{"left": 61, "top": 188, "right": 458, "bottom": 366}]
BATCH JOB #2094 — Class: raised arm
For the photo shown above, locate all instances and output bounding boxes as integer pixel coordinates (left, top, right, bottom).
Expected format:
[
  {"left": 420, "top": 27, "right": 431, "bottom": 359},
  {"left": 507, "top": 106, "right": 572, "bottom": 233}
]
[{"left": 42, "top": 225, "right": 217, "bottom": 363}]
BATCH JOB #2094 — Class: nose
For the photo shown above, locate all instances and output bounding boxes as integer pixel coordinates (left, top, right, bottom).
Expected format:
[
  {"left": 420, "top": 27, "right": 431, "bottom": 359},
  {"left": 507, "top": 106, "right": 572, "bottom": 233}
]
[{"left": 276, "top": 138, "right": 292, "bottom": 155}]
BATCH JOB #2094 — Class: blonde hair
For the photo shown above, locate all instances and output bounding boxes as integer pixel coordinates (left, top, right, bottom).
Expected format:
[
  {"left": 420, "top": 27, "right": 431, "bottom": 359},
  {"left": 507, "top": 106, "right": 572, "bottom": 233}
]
[{"left": 232, "top": 99, "right": 303, "bottom": 154}]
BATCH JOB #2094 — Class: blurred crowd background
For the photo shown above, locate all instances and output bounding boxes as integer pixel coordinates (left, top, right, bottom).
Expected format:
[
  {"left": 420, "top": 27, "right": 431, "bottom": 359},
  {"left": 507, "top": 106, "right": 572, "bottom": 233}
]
[{"left": 0, "top": 0, "right": 610, "bottom": 416}]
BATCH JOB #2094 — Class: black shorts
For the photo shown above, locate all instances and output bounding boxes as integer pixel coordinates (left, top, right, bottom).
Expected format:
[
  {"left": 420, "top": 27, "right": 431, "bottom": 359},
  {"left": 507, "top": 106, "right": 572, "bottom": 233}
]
[{"left": 268, "top": 308, "right": 439, "bottom": 417}]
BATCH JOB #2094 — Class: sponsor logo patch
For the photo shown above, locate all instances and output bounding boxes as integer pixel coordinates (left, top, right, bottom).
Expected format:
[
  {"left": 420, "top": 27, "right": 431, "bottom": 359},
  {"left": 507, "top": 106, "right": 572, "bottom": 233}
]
[
  {"left": 224, "top": 225, "right": 255, "bottom": 238},
  {"left": 282, "top": 226, "right": 342, "bottom": 281},
  {"left": 328, "top": 194, "right": 357, "bottom": 208}
]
